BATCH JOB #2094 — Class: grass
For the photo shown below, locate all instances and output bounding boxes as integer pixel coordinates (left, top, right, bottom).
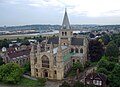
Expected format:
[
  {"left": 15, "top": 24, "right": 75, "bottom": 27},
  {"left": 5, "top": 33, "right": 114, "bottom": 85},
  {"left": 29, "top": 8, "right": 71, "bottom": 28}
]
[{"left": 16, "top": 77, "right": 42, "bottom": 87}]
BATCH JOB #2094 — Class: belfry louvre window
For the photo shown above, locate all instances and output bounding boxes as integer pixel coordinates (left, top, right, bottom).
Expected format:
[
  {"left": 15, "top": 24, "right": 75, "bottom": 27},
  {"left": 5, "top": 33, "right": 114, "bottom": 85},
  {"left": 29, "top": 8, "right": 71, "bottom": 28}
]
[{"left": 42, "top": 55, "right": 49, "bottom": 68}]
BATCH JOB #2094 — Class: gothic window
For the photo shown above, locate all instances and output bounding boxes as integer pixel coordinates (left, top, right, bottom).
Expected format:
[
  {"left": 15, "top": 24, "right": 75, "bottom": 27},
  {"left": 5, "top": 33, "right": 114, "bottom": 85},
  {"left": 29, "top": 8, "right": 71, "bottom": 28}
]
[
  {"left": 64, "top": 43, "right": 66, "bottom": 45},
  {"left": 36, "top": 68, "right": 38, "bottom": 72},
  {"left": 75, "top": 48, "right": 79, "bottom": 53},
  {"left": 65, "top": 32, "right": 67, "bottom": 36},
  {"left": 80, "top": 48, "right": 83, "bottom": 53},
  {"left": 73, "top": 59, "right": 75, "bottom": 63},
  {"left": 54, "top": 70, "right": 57, "bottom": 74},
  {"left": 77, "top": 60, "right": 79, "bottom": 62},
  {"left": 62, "top": 32, "right": 64, "bottom": 36},
  {"left": 71, "top": 48, "right": 74, "bottom": 53},
  {"left": 42, "top": 55, "right": 49, "bottom": 68}
]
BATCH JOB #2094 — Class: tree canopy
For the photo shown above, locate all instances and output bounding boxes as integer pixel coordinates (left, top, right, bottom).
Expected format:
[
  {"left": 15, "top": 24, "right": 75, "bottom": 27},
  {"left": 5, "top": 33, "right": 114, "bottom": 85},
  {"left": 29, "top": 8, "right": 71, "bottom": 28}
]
[
  {"left": 105, "top": 41, "right": 119, "bottom": 57},
  {"left": 0, "top": 63, "right": 23, "bottom": 84},
  {"left": 108, "top": 64, "right": 120, "bottom": 87}
]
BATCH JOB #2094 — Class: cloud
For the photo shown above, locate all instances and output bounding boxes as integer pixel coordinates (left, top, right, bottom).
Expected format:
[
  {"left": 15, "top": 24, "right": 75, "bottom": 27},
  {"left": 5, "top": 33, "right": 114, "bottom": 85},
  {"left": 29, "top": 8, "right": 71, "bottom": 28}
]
[
  {"left": 1, "top": 0, "right": 120, "bottom": 17},
  {"left": 28, "top": 0, "right": 120, "bottom": 17}
]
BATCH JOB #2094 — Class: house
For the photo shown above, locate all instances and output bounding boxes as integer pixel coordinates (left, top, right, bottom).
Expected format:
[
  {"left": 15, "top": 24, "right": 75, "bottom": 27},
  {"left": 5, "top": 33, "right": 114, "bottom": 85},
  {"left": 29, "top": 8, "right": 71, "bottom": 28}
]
[{"left": 85, "top": 72, "right": 107, "bottom": 87}]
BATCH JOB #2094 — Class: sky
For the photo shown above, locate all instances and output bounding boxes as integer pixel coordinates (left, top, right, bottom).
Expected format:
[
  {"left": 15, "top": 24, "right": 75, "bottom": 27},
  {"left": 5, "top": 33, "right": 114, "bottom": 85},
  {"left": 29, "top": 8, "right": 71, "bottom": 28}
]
[{"left": 0, "top": 0, "right": 120, "bottom": 26}]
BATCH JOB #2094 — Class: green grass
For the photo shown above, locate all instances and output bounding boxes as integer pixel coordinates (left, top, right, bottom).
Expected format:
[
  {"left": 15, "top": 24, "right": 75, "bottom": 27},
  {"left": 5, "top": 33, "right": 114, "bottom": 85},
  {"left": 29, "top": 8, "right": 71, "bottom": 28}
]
[{"left": 16, "top": 77, "right": 41, "bottom": 87}]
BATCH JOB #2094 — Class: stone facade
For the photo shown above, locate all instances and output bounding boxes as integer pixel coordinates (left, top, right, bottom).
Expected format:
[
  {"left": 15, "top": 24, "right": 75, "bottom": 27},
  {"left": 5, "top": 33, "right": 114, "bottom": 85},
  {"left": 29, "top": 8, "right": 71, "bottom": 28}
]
[{"left": 30, "top": 9, "right": 88, "bottom": 80}]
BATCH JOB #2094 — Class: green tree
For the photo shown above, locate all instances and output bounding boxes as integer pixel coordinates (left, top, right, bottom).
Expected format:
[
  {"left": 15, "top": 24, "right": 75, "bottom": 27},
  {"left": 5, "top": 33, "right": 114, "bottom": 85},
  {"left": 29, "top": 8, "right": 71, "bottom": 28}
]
[
  {"left": 105, "top": 41, "right": 119, "bottom": 57},
  {"left": 23, "top": 62, "right": 30, "bottom": 73},
  {"left": 0, "top": 63, "right": 23, "bottom": 84},
  {"left": 97, "top": 68, "right": 109, "bottom": 75},
  {"left": 89, "top": 39, "right": 104, "bottom": 62},
  {"left": 108, "top": 64, "right": 120, "bottom": 87},
  {"left": 37, "top": 77, "right": 46, "bottom": 86},
  {"left": 101, "top": 34, "right": 110, "bottom": 45},
  {"left": 59, "top": 81, "right": 70, "bottom": 87},
  {"left": 86, "top": 84, "right": 96, "bottom": 87},
  {"left": 73, "top": 62, "right": 84, "bottom": 72},
  {"left": 84, "top": 61, "right": 91, "bottom": 68},
  {"left": 73, "top": 81, "right": 84, "bottom": 87},
  {"left": 97, "top": 58, "right": 109, "bottom": 69}
]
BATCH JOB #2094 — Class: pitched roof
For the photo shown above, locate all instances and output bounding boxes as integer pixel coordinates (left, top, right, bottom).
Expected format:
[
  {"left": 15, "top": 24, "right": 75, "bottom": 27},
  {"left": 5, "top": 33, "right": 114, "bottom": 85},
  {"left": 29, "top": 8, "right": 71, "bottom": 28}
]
[
  {"left": 8, "top": 49, "right": 30, "bottom": 59},
  {"left": 47, "top": 37, "right": 59, "bottom": 44},
  {"left": 61, "top": 9, "right": 71, "bottom": 29},
  {"left": 86, "top": 73, "right": 107, "bottom": 82},
  {"left": 71, "top": 37, "right": 84, "bottom": 45}
]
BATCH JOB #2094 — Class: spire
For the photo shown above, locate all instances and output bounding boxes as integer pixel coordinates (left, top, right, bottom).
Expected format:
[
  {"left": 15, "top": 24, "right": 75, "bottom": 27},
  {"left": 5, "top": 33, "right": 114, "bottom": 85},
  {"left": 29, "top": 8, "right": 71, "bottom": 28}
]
[
  {"left": 37, "top": 42, "right": 41, "bottom": 53},
  {"left": 50, "top": 42, "right": 53, "bottom": 53},
  {"left": 31, "top": 43, "right": 35, "bottom": 53},
  {"left": 61, "top": 8, "right": 71, "bottom": 29},
  {"left": 57, "top": 45, "right": 62, "bottom": 55}
]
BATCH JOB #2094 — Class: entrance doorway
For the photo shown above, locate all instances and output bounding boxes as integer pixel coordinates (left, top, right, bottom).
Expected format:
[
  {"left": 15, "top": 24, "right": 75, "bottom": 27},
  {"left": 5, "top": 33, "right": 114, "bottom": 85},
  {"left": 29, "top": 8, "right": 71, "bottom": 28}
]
[{"left": 44, "top": 70, "right": 48, "bottom": 77}]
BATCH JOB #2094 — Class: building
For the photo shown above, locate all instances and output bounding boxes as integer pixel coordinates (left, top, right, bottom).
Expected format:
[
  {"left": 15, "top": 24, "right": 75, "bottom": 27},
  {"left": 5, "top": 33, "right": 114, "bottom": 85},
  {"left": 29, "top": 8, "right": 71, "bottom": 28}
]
[
  {"left": 85, "top": 72, "right": 107, "bottom": 87},
  {"left": 0, "top": 45, "right": 30, "bottom": 66},
  {"left": 30, "top": 9, "right": 88, "bottom": 80}
]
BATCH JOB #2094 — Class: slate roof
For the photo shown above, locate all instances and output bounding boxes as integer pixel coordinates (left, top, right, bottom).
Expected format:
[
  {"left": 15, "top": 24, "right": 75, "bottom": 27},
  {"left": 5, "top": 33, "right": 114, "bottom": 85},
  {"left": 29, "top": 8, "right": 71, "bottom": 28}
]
[
  {"left": 71, "top": 37, "right": 84, "bottom": 46},
  {"left": 8, "top": 49, "right": 30, "bottom": 59},
  {"left": 47, "top": 37, "right": 59, "bottom": 44},
  {"left": 86, "top": 73, "right": 107, "bottom": 82}
]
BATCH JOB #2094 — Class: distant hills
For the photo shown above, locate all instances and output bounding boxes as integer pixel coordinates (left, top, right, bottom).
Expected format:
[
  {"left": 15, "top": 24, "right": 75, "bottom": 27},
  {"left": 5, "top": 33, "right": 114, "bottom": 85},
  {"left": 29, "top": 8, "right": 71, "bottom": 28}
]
[{"left": 0, "top": 24, "right": 120, "bottom": 31}]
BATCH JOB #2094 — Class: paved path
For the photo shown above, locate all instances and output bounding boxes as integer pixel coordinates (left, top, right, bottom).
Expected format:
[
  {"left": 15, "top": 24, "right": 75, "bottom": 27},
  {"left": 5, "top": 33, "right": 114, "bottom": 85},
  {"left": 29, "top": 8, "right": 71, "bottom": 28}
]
[{"left": 45, "top": 81, "right": 62, "bottom": 87}]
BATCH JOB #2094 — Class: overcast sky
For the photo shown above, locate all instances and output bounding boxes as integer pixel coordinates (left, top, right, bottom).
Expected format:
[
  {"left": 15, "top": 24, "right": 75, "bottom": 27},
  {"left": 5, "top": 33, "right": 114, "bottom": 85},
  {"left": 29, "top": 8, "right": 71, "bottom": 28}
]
[{"left": 0, "top": 0, "right": 120, "bottom": 26}]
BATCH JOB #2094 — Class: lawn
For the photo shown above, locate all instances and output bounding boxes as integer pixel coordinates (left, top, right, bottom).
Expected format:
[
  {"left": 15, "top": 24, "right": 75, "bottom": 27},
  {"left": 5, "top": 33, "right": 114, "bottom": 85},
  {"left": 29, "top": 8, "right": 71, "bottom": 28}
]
[{"left": 16, "top": 77, "right": 43, "bottom": 87}]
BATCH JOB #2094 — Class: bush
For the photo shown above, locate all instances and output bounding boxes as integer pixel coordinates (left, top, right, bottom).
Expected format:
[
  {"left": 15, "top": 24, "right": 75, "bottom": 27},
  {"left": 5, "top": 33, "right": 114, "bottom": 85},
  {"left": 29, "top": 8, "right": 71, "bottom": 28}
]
[
  {"left": 37, "top": 77, "right": 46, "bottom": 86},
  {"left": 0, "top": 63, "right": 23, "bottom": 84}
]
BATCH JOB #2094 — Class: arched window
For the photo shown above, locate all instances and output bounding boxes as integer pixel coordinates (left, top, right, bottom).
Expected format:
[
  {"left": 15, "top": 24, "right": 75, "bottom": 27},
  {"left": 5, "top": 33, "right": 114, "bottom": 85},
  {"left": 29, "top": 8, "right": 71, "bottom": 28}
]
[
  {"left": 54, "top": 70, "right": 57, "bottom": 74},
  {"left": 71, "top": 48, "right": 74, "bottom": 53},
  {"left": 73, "top": 59, "right": 75, "bottom": 63},
  {"left": 65, "top": 32, "right": 67, "bottom": 36},
  {"left": 75, "top": 48, "right": 79, "bottom": 53},
  {"left": 80, "top": 48, "right": 83, "bottom": 53},
  {"left": 42, "top": 55, "right": 49, "bottom": 68},
  {"left": 62, "top": 32, "right": 64, "bottom": 36}
]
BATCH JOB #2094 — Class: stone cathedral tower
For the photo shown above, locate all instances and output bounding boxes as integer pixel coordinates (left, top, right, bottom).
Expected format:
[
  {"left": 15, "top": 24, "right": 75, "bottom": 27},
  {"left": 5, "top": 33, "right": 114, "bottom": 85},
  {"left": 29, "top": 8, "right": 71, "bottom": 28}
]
[{"left": 59, "top": 9, "right": 73, "bottom": 45}]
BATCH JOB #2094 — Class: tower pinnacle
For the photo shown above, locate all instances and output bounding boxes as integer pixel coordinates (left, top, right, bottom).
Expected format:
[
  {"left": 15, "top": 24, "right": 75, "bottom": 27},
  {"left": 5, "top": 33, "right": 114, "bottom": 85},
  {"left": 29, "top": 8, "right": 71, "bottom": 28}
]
[{"left": 61, "top": 8, "right": 71, "bottom": 29}]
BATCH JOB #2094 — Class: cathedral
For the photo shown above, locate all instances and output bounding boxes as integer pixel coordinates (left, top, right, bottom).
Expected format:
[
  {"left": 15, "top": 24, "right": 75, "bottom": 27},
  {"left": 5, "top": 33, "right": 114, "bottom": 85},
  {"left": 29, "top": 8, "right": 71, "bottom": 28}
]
[{"left": 30, "top": 9, "right": 88, "bottom": 80}]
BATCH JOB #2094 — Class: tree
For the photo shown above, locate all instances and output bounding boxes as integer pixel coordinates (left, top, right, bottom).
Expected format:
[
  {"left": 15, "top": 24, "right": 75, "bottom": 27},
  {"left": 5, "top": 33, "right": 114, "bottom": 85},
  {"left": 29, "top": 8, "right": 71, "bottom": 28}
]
[
  {"left": 73, "top": 81, "right": 84, "bottom": 87},
  {"left": 0, "top": 63, "right": 23, "bottom": 84},
  {"left": 23, "top": 62, "right": 30, "bottom": 73},
  {"left": 105, "top": 41, "right": 119, "bottom": 57},
  {"left": 97, "top": 68, "right": 109, "bottom": 75},
  {"left": 89, "top": 33, "right": 95, "bottom": 38},
  {"left": 59, "top": 81, "right": 70, "bottom": 87},
  {"left": 84, "top": 61, "right": 91, "bottom": 68},
  {"left": 86, "top": 84, "right": 96, "bottom": 87},
  {"left": 37, "top": 77, "right": 46, "bottom": 86},
  {"left": 97, "top": 57, "right": 109, "bottom": 69},
  {"left": 72, "top": 62, "right": 84, "bottom": 72},
  {"left": 21, "top": 40, "right": 30, "bottom": 46},
  {"left": 108, "top": 64, "right": 120, "bottom": 87},
  {"left": 89, "top": 39, "right": 104, "bottom": 62},
  {"left": 101, "top": 34, "right": 110, "bottom": 45}
]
